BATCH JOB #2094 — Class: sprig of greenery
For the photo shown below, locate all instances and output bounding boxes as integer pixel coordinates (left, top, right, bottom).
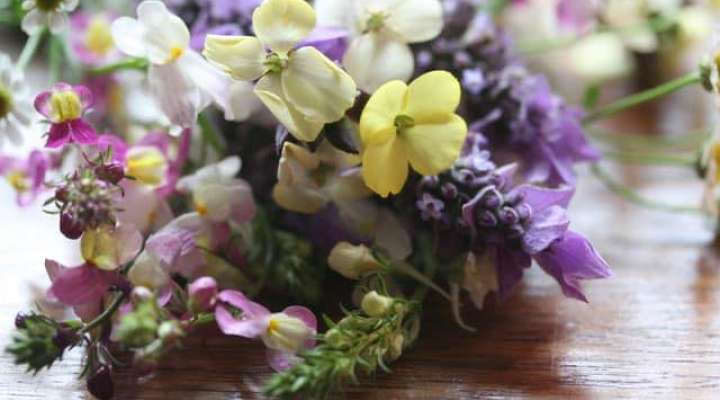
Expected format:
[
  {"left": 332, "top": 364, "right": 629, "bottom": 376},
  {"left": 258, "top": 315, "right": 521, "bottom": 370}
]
[{"left": 264, "top": 291, "right": 420, "bottom": 399}]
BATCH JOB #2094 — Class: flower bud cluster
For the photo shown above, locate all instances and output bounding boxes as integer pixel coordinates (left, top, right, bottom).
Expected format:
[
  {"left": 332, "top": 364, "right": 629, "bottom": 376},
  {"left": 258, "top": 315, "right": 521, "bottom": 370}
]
[{"left": 7, "top": 313, "right": 80, "bottom": 374}]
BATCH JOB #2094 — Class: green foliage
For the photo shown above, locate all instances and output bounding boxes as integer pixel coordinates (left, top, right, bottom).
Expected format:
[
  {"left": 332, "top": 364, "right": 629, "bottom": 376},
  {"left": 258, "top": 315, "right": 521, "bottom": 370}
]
[{"left": 6, "top": 314, "right": 79, "bottom": 374}]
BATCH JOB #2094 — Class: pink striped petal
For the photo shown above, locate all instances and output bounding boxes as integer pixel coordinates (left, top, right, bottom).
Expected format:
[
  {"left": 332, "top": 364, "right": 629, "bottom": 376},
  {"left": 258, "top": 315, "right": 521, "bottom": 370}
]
[
  {"left": 45, "top": 123, "right": 71, "bottom": 148},
  {"left": 69, "top": 119, "right": 98, "bottom": 145}
]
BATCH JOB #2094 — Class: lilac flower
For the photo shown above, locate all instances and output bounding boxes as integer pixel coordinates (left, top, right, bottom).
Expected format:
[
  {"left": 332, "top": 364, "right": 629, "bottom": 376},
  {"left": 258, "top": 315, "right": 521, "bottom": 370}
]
[
  {"left": 415, "top": 2, "right": 600, "bottom": 185},
  {"left": 34, "top": 83, "right": 98, "bottom": 148},
  {"left": 0, "top": 150, "right": 49, "bottom": 206},
  {"left": 214, "top": 290, "right": 317, "bottom": 371},
  {"left": 166, "top": 0, "right": 260, "bottom": 50}
]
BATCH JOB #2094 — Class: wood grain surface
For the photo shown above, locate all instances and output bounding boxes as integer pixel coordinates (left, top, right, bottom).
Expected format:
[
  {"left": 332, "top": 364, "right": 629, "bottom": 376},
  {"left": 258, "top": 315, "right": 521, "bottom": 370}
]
[{"left": 2, "top": 161, "right": 719, "bottom": 399}]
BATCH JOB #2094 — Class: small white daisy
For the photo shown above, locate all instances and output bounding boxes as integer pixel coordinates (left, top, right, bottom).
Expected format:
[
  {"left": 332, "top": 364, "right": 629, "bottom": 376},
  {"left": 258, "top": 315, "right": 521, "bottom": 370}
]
[
  {"left": 0, "top": 54, "right": 33, "bottom": 148},
  {"left": 21, "top": 0, "right": 79, "bottom": 35}
]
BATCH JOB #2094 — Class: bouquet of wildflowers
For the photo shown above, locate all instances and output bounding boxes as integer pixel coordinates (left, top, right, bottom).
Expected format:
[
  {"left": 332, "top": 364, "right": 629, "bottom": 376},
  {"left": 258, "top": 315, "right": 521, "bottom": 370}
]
[{"left": 2, "top": 0, "right": 619, "bottom": 398}]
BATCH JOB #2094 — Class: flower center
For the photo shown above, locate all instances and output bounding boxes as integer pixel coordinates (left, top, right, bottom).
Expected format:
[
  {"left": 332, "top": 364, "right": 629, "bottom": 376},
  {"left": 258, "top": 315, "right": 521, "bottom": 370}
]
[
  {"left": 84, "top": 17, "right": 114, "bottom": 56},
  {"left": 35, "top": 0, "right": 63, "bottom": 11},
  {"left": 264, "top": 52, "right": 288, "bottom": 73},
  {"left": 50, "top": 90, "right": 82, "bottom": 122},
  {"left": 6, "top": 171, "right": 29, "bottom": 192},
  {"left": 365, "top": 12, "right": 387, "bottom": 32},
  {"left": 0, "top": 83, "right": 12, "bottom": 119},
  {"left": 394, "top": 114, "right": 415, "bottom": 134},
  {"left": 195, "top": 200, "right": 209, "bottom": 216},
  {"left": 166, "top": 46, "right": 185, "bottom": 64}
]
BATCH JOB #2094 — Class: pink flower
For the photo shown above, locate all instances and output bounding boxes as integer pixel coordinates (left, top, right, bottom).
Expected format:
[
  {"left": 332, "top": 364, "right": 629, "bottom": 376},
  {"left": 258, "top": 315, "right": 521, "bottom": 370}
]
[
  {"left": 188, "top": 277, "right": 218, "bottom": 312},
  {"left": 34, "top": 83, "right": 98, "bottom": 148},
  {"left": 69, "top": 12, "right": 120, "bottom": 66},
  {"left": 0, "top": 150, "right": 49, "bottom": 206},
  {"left": 214, "top": 290, "right": 317, "bottom": 371}
]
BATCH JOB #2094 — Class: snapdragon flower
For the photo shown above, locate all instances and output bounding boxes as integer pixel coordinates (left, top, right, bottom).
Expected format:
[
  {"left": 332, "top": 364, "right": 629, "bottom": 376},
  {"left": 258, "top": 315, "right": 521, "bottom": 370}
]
[
  {"left": 359, "top": 70, "right": 468, "bottom": 197},
  {"left": 111, "top": 1, "right": 257, "bottom": 127},
  {"left": 176, "top": 156, "right": 256, "bottom": 224},
  {"left": 0, "top": 150, "right": 49, "bottom": 206},
  {"left": 315, "top": 0, "right": 443, "bottom": 92},
  {"left": 203, "top": 0, "right": 357, "bottom": 142},
  {"left": 21, "top": 0, "right": 79, "bottom": 35},
  {"left": 34, "top": 82, "right": 98, "bottom": 148},
  {"left": 214, "top": 289, "right": 317, "bottom": 371},
  {"left": 0, "top": 54, "right": 34, "bottom": 148},
  {"left": 69, "top": 12, "right": 120, "bottom": 66},
  {"left": 45, "top": 224, "right": 142, "bottom": 321}
]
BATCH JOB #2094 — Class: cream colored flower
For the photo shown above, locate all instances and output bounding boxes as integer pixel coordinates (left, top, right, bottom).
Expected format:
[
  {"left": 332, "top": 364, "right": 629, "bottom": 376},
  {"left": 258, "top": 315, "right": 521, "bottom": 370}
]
[
  {"left": 327, "top": 242, "right": 382, "bottom": 279},
  {"left": 21, "top": 0, "right": 78, "bottom": 35},
  {"left": 315, "top": 0, "right": 443, "bottom": 92},
  {"left": 272, "top": 140, "right": 369, "bottom": 214},
  {"left": 203, "top": 0, "right": 357, "bottom": 142}
]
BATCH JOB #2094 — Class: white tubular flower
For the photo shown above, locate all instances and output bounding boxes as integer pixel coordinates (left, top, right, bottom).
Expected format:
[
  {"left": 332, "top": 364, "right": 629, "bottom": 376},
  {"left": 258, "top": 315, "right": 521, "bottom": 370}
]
[
  {"left": 111, "top": 1, "right": 256, "bottom": 127},
  {"left": 203, "top": 0, "right": 358, "bottom": 142},
  {"left": 21, "top": 0, "right": 79, "bottom": 35},
  {"left": 315, "top": 0, "right": 443, "bottom": 93},
  {"left": 0, "top": 54, "right": 33, "bottom": 148},
  {"left": 176, "top": 156, "right": 257, "bottom": 224}
]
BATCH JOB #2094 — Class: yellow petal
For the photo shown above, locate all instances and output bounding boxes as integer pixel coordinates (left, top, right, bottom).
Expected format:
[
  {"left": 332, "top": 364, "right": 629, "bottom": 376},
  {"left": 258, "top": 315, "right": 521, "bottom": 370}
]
[
  {"left": 125, "top": 146, "right": 168, "bottom": 186},
  {"left": 361, "top": 136, "right": 408, "bottom": 197},
  {"left": 404, "top": 70, "right": 461, "bottom": 124},
  {"left": 203, "top": 35, "right": 266, "bottom": 81},
  {"left": 252, "top": 0, "right": 316, "bottom": 53},
  {"left": 404, "top": 114, "right": 468, "bottom": 176},
  {"left": 359, "top": 80, "right": 407, "bottom": 145},
  {"left": 254, "top": 74, "right": 324, "bottom": 141},
  {"left": 282, "top": 46, "right": 357, "bottom": 123}
]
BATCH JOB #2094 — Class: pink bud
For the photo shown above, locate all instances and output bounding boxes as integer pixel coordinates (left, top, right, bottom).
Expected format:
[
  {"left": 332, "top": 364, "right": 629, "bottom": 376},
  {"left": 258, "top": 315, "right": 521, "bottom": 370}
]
[{"left": 188, "top": 277, "right": 218, "bottom": 312}]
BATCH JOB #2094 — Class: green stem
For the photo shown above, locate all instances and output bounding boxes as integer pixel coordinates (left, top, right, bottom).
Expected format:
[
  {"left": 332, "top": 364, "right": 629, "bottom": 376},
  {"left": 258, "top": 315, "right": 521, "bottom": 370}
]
[
  {"left": 48, "top": 35, "right": 63, "bottom": 84},
  {"left": 583, "top": 71, "right": 702, "bottom": 125},
  {"left": 89, "top": 57, "right": 149, "bottom": 75},
  {"left": 79, "top": 291, "right": 126, "bottom": 334},
  {"left": 15, "top": 29, "right": 45, "bottom": 72},
  {"left": 603, "top": 149, "right": 696, "bottom": 167},
  {"left": 197, "top": 112, "right": 226, "bottom": 154},
  {"left": 409, "top": 234, "right": 447, "bottom": 302},
  {"left": 590, "top": 163, "right": 701, "bottom": 214}
]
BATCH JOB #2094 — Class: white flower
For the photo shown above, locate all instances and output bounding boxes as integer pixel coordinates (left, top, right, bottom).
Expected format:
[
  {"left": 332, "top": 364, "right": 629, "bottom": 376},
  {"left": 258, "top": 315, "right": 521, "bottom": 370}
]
[
  {"left": 0, "top": 54, "right": 33, "bottom": 148},
  {"left": 111, "top": 1, "right": 257, "bottom": 127},
  {"left": 203, "top": 0, "right": 357, "bottom": 142},
  {"left": 315, "top": 0, "right": 443, "bottom": 92},
  {"left": 176, "top": 156, "right": 257, "bottom": 224},
  {"left": 21, "top": 0, "right": 78, "bottom": 35}
]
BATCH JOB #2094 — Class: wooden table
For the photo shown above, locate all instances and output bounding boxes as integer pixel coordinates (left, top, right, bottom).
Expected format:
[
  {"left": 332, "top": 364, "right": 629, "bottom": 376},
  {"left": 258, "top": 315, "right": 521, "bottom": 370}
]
[{"left": 2, "top": 161, "right": 719, "bottom": 399}]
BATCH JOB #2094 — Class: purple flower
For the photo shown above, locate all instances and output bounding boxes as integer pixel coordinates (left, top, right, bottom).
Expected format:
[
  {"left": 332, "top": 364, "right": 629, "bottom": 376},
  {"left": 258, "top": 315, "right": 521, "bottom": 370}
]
[
  {"left": 299, "top": 27, "right": 349, "bottom": 62},
  {"left": 214, "top": 290, "right": 317, "bottom": 371},
  {"left": 34, "top": 83, "right": 98, "bottom": 148}
]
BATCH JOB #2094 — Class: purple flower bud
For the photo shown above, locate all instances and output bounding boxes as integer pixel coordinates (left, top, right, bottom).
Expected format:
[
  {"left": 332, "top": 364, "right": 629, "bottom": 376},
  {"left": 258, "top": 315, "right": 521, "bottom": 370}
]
[
  {"left": 14, "top": 312, "right": 28, "bottom": 329},
  {"left": 441, "top": 182, "right": 459, "bottom": 200},
  {"left": 96, "top": 162, "right": 125, "bottom": 185},
  {"left": 188, "top": 276, "right": 218, "bottom": 312},
  {"left": 498, "top": 206, "right": 520, "bottom": 225},
  {"left": 462, "top": 68, "right": 485, "bottom": 95},
  {"left": 416, "top": 50, "right": 433, "bottom": 70},
  {"left": 477, "top": 210, "right": 497, "bottom": 227},
  {"left": 54, "top": 187, "right": 69, "bottom": 203},
  {"left": 52, "top": 326, "right": 77, "bottom": 350},
  {"left": 516, "top": 203, "right": 532, "bottom": 221},
  {"left": 504, "top": 191, "right": 524, "bottom": 206},
  {"left": 452, "top": 168, "right": 475, "bottom": 185},
  {"left": 60, "top": 212, "right": 85, "bottom": 240},
  {"left": 417, "top": 193, "right": 445, "bottom": 221},
  {"left": 87, "top": 365, "right": 114, "bottom": 400},
  {"left": 420, "top": 175, "right": 440, "bottom": 189},
  {"left": 482, "top": 188, "right": 503, "bottom": 209}
]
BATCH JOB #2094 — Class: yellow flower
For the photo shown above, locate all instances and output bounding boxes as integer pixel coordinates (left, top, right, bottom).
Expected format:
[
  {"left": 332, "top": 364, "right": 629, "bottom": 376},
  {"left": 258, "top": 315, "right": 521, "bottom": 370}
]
[
  {"left": 203, "top": 0, "right": 357, "bottom": 142},
  {"left": 359, "top": 70, "right": 467, "bottom": 197},
  {"left": 125, "top": 146, "right": 168, "bottom": 187}
]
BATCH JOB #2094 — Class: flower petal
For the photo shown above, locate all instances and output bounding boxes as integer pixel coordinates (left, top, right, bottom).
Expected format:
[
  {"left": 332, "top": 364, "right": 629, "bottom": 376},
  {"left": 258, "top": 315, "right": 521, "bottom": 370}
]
[
  {"left": 343, "top": 33, "right": 414, "bottom": 93},
  {"left": 137, "top": 0, "right": 190, "bottom": 64},
  {"left": 217, "top": 289, "right": 270, "bottom": 318},
  {"left": 384, "top": 0, "right": 443, "bottom": 43},
  {"left": 522, "top": 205, "right": 570, "bottom": 255},
  {"left": 48, "top": 263, "right": 112, "bottom": 306},
  {"left": 215, "top": 304, "right": 267, "bottom": 338},
  {"left": 111, "top": 16, "right": 148, "bottom": 58},
  {"left": 404, "top": 114, "right": 467, "bottom": 176},
  {"left": 203, "top": 35, "right": 266, "bottom": 81},
  {"left": 48, "top": 11, "right": 69, "bottom": 34},
  {"left": 254, "top": 73, "right": 324, "bottom": 141},
  {"left": 252, "top": 0, "right": 316, "bottom": 53},
  {"left": 21, "top": 9, "right": 44, "bottom": 35},
  {"left": 359, "top": 79, "right": 406, "bottom": 145},
  {"left": 282, "top": 46, "right": 357, "bottom": 123},
  {"left": 147, "top": 63, "right": 201, "bottom": 127},
  {"left": 404, "top": 70, "right": 461, "bottom": 123},
  {"left": 68, "top": 119, "right": 99, "bottom": 145},
  {"left": 361, "top": 136, "right": 408, "bottom": 197}
]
